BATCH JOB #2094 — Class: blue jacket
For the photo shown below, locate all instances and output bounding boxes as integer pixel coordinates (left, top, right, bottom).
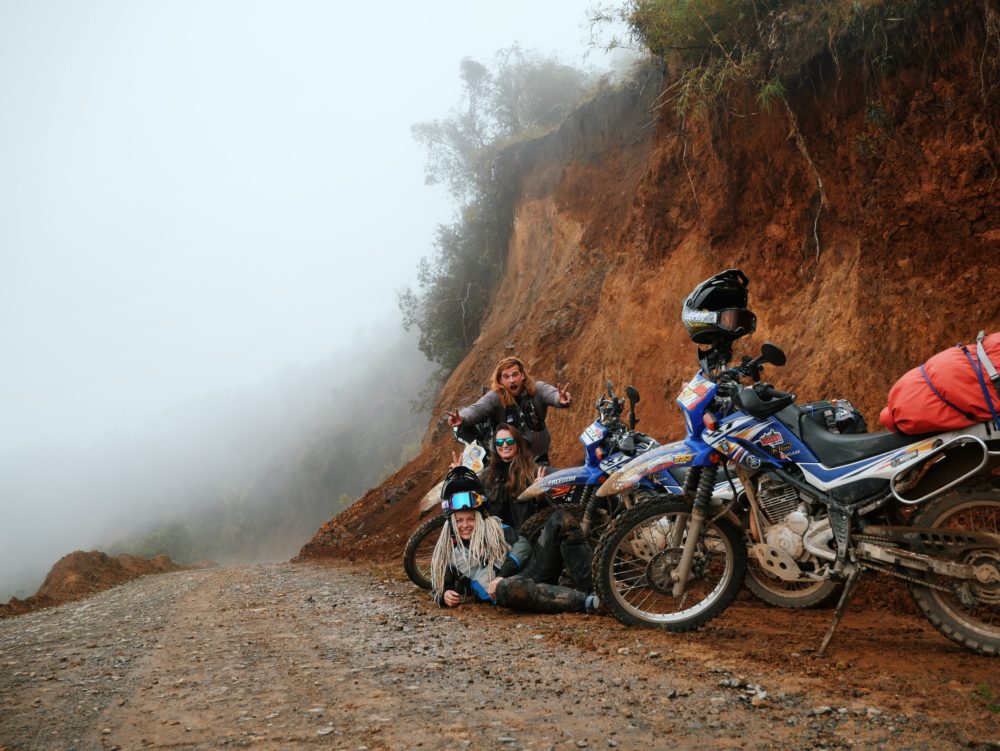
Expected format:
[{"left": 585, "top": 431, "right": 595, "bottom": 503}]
[{"left": 436, "top": 524, "right": 531, "bottom": 605}]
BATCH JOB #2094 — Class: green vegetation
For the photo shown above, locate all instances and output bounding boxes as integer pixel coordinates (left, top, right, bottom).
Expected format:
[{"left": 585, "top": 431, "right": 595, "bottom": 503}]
[
  {"left": 588, "top": 0, "right": 969, "bottom": 257},
  {"left": 591, "top": 0, "right": 934, "bottom": 120},
  {"left": 400, "top": 47, "right": 596, "bottom": 370},
  {"left": 972, "top": 682, "right": 1000, "bottom": 714}
]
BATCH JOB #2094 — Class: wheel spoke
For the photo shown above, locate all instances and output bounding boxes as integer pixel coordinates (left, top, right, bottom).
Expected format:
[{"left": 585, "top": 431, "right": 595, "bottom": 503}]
[
  {"left": 595, "top": 500, "right": 746, "bottom": 630},
  {"left": 909, "top": 491, "right": 1000, "bottom": 655}
]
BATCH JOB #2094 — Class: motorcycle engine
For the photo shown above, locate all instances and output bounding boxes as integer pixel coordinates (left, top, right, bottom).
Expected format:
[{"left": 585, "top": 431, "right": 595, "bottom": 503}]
[
  {"left": 757, "top": 475, "right": 809, "bottom": 559},
  {"left": 756, "top": 475, "right": 801, "bottom": 524}
]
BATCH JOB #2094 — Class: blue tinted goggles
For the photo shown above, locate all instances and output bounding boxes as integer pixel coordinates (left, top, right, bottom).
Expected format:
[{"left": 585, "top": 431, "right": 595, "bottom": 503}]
[{"left": 443, "top": 491, "right": 486, "bottom": 514}]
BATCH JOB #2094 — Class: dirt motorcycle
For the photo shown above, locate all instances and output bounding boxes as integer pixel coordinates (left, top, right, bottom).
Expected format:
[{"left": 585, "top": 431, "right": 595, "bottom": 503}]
[
  {"left": 592, "top": 341, "right": 1000, "bottom": 656},
  {"left": 516, "top": 382, "right": 667, "bottom": 542},
  {"left": 518, "top": 380, "right": 864, "bottom": 608},
  {"left": 520, "top": 380, "right": 854, "bottom": 607}
]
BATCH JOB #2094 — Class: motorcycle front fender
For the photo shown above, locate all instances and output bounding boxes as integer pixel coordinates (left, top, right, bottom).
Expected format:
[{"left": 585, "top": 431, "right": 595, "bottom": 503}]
[
  {"left": 518, "top": 466, "right": 597, "bottom": 499},
  {"left": 596, "top": 440, "right": 704, "bottom": 498},
  {"left": 419, "top": 480, "right": 446, "bottom": 515}
]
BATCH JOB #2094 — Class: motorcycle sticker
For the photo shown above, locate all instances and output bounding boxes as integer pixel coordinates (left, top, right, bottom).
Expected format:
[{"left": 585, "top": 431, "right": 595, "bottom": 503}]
[
  {"left": 756, "top": 428, "right": 793, "bottom": 459},
  {"left": 877, "top": 440, "right": 935, "bottom": 472},
  {"left": 757, "top": 429, "right": 784, "bottom": 447},
  {"left": 677, "top": 375, "right": 712, "bottom": 409},
  {"left": 889, "top": 448, "right": 919, "bottom": 468},
  {"left": 727, "top": 444, "right": 748, "bottom": 462},
  {"left": 580, "top": 421, "right": 606, "bottom": 446},
  {"left": 722, "top": 440, "right": 769, "bottom": 469}
]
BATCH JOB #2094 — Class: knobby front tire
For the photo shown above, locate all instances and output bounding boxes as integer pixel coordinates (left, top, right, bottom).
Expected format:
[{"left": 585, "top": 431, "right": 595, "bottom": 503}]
[
  {"left": 402, "top": 515, "right": 446, "bottom": 590},
  {"left": 594, "top": 498, "right": 747, "bottom": 631}
]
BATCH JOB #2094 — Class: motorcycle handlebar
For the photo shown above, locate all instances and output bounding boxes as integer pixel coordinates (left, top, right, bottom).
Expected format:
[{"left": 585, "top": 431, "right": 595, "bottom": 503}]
[{"left": 755, "top": 383, "right": 793, "bottom": 402}]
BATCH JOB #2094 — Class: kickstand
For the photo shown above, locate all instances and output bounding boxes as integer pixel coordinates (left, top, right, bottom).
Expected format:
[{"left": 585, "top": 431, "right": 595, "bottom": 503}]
[{"left": 817, "top": 567, "right": 863, "bottom": 657}]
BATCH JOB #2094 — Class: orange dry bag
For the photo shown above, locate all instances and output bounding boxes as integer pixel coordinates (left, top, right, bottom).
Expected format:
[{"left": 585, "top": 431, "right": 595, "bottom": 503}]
[{"left": 879, "top": 331, "right": 1000, "bottom": 434}]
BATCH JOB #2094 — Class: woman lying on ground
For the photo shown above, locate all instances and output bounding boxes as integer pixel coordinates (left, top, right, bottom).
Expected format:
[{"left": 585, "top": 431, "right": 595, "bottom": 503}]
[{"left": 430, "top": 467, "right": 600, "bottom": 615}]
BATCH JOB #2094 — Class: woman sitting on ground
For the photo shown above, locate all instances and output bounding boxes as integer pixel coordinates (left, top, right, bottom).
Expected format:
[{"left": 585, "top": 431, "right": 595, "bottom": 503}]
[{"left": 430, "top": 467, "right": 600, "bottom": 615}]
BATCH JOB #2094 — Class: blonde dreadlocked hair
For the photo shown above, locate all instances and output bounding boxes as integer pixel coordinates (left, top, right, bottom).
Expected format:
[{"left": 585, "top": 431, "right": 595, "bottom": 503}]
[{"left": 430, "top": 511, "right": 511, "bottom": 603}]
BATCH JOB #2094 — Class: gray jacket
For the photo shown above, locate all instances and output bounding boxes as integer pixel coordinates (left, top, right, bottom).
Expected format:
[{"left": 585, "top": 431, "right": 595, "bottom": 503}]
[{"left": 458, "top": 380, "right": 566, "bottom": 457}]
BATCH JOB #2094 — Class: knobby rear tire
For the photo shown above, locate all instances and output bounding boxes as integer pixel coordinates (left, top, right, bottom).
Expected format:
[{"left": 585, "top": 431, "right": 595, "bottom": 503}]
[{"left": 907, "top": 484, "right": 1000, "bottom": 656}]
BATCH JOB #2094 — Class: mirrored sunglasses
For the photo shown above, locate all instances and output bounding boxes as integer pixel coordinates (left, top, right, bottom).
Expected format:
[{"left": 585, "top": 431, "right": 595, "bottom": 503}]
[{"left": 447, "top": 491, "right": 486, "bottom": 512}]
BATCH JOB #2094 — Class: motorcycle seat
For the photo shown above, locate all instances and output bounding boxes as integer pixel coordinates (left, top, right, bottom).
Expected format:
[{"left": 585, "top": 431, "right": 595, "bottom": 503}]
[{"left": 799, "top": 418, "right": 934, "bottom": 468}]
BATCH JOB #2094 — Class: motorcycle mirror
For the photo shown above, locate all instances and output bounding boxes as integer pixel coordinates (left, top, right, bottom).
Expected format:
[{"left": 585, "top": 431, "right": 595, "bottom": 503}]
[
  {"left": 626, "top": 386, "right": 640, "bottom": 404},
  {"left": 760, "top": 342, "right": 786, "bottom": 367},
  {"left": 606, "top": 380, "right": 616, "bottom": 398}
]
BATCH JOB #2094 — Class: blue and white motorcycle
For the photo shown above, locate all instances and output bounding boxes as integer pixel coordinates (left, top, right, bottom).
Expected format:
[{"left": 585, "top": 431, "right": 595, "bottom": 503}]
[
  {"left": 524, "top": 380, "right": 863, "bottom": 609},
  {"left": 592, "top": 342, "right": 1000, "bottom": 656},
  {"left": 405, "top": 383, "right": 662, "bottom": 590},
  {"left": 517, "top": 382, "right": 669, "bottom": 543}
]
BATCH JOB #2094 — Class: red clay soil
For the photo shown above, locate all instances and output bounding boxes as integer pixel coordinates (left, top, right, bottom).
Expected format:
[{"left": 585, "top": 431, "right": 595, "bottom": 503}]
[
  {"left": 0, "top": 551, "right": 194, "bottom": 618},
  {"left": 298, "top": 1, "right": 1000, "bottom": 567}
]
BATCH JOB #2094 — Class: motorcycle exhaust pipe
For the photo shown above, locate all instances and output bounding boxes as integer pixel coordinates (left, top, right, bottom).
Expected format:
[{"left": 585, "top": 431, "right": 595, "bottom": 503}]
[{"left": 890, "top": 435, "right": 990, "bottom": 505}]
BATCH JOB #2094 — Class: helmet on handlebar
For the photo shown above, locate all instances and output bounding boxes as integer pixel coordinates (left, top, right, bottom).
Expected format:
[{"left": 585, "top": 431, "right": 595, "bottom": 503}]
[{"left": 682, "top": 268, "right": 757, "bottom": 344}]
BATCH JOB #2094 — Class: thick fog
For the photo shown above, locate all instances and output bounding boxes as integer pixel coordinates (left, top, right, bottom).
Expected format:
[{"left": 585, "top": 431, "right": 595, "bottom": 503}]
[{"left": 0, "top": 1, "right": 624, "bottom": 600}]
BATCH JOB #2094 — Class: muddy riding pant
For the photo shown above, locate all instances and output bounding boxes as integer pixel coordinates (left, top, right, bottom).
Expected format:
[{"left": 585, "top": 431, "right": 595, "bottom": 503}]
[{"left": 494, "top": 510, "right": 592, "bottom": 614}]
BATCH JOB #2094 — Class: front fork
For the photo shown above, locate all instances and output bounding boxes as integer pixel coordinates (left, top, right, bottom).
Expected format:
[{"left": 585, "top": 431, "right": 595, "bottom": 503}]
[
  {"left": 671, "top": 465, "right": 718, "bottom": 596},
  {"left": 578, "top": 485, "right": 597, "bottom": 536}
]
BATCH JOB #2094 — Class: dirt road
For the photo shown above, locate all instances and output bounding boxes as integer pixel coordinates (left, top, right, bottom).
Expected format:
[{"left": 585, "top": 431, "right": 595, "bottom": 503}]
[{"left": 1, "top": 561, "right": 998, "bottom": 750}]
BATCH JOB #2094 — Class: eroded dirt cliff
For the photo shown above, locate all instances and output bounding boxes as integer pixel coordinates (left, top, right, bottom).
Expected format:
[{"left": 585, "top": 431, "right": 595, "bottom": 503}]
[{"left": 299, "top": 2, "right": 1000, "bottom": 562}]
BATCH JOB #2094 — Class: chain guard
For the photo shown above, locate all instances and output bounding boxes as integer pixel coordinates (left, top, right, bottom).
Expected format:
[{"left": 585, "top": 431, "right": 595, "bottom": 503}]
[{"left": 858, "top": 524, "right": 1000, "bottom": 558}]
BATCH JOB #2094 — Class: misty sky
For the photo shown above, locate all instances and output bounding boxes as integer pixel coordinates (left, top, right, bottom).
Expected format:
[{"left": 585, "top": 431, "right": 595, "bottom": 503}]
[
  {"left": 1, "top": 1, "right": 623, "bottom": 453},
  {"left": 0, "top": 2, "right": 630, "bottom": 597}
]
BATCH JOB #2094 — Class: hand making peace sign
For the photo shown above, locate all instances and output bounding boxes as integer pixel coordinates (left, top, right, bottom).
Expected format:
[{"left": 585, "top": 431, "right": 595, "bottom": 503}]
[{"left": 556, "top": 382, "right": 572, "bottom": 406}]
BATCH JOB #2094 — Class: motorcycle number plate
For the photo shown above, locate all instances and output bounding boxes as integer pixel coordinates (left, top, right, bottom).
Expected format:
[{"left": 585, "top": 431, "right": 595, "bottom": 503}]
[
  {"left": 462, "top": 443, "right": 486, "bottom": 473},
  {"left": 581, "top": 422, "right": 606, "bottom": 446},
  {"left": 677, "top": 374, "right": 712, "bottom": 409}
]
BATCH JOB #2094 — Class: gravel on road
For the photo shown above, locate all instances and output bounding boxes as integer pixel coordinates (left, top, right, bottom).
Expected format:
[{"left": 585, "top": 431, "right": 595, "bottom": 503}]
[{"left": 1, "top": 561, "right": 998, "bottom": 750}]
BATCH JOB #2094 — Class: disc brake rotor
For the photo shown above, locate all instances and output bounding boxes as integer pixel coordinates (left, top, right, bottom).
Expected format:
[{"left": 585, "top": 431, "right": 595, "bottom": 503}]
[{"left": 645, "top": 548, "right": 683, "bottom": 594}]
